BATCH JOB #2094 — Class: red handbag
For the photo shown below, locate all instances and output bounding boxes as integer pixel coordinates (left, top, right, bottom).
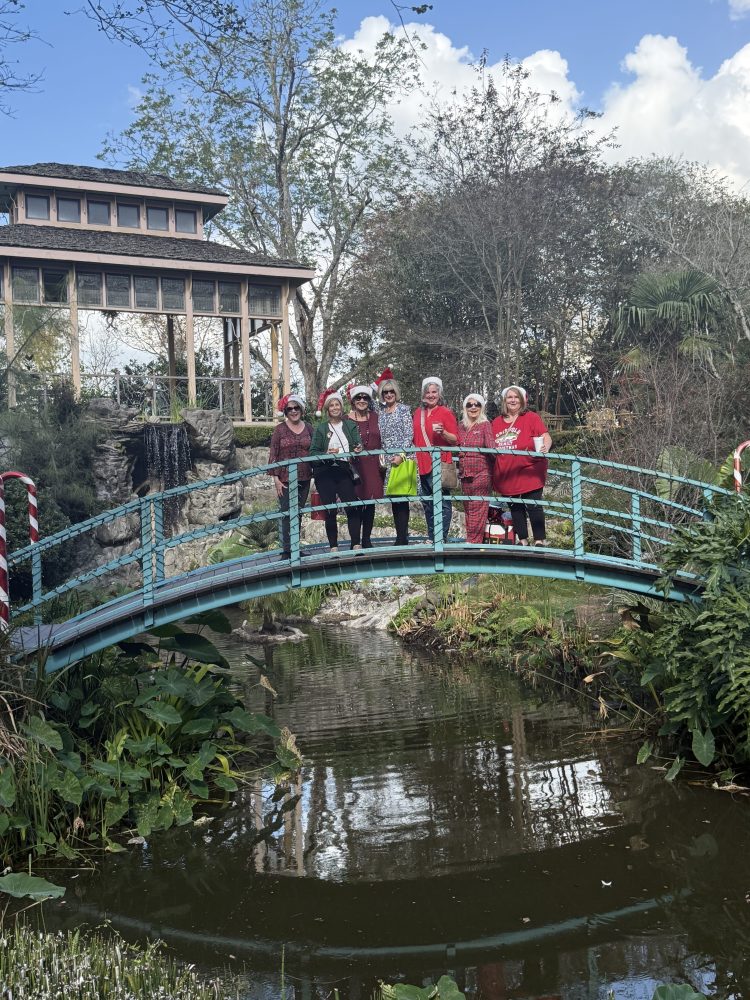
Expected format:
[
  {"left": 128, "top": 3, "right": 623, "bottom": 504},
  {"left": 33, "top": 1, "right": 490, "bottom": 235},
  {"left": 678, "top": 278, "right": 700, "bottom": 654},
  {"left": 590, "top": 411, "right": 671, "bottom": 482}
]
[{"left": 310, "top": 490, "right": 326, "bottom": 521}]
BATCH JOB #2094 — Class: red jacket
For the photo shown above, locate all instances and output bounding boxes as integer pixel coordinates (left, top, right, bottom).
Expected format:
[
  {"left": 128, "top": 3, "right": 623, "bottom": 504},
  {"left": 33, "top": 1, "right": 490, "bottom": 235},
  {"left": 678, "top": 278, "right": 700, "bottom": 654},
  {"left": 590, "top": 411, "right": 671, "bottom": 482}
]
[
  {"left": 491, "top": 411, "right": 549, "bottom": 495},
  {"left": 413, "top": 405, "right": 459, "bottom": 475}
]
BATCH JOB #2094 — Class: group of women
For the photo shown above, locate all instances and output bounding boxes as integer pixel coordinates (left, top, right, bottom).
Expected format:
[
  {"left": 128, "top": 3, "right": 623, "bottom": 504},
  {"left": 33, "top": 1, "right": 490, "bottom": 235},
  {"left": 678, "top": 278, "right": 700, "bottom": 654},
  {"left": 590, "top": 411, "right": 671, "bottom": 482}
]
[{"left": 267, "top": 376, "right": 552, "bottom": 554}]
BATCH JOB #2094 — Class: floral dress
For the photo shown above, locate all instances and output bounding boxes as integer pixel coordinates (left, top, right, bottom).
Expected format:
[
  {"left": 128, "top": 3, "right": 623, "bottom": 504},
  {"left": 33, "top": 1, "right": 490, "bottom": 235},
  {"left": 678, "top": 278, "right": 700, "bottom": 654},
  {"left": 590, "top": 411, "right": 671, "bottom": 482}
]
[{"left": 378, "top": 402, "right": 413, "bottom": 490}]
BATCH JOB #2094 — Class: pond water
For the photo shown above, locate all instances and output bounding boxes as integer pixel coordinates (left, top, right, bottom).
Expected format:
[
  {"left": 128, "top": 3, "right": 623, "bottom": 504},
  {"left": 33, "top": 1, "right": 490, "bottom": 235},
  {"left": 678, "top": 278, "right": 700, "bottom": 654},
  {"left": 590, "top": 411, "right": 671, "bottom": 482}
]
[{"left": 56, "top": 617, "right": 750, "bottom": 999}]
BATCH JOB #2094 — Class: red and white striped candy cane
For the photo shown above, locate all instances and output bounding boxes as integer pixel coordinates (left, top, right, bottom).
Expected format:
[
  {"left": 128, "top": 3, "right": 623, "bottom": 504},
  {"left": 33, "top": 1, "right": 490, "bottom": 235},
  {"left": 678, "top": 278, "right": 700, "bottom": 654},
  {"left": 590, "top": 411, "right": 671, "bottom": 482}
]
[
  {"left": 734, "top": 441, "right": 750, "bottom": 495},
  {"left": 0, "top": 471, "right": 38, "bottom": 629}
]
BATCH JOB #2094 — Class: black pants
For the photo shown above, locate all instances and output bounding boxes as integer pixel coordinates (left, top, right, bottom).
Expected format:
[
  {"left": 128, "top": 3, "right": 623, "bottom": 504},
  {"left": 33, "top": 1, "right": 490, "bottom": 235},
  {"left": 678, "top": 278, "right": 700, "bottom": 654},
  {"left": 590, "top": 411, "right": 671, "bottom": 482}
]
[
  {"left": 314, "top": 465, "right": 362, "bottom": 548},
  {"left": 391, "top": 500, "right": 410, "bottom": 545},
  {"left": 361, "top": 505, "right": 376, "bottom": 548},
  {"left": 507, "top": 487, "right": 545, "bottom": 541},
  {"left": 277, "top": 479, "right": 311, "bottom": 555}
]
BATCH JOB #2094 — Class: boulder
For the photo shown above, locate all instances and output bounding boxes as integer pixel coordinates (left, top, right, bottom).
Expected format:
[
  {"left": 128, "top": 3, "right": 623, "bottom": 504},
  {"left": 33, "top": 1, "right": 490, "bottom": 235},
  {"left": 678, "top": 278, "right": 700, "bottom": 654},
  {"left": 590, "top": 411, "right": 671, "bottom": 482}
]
[
  {"left": 183, "top": 461, "right": 242, "bottom": 525},
  {"left": 313, "top": 576, "right": 425, "bottom": 630},
  {"left": 181, "top": 409, "right": 235, "bottom": 465}
]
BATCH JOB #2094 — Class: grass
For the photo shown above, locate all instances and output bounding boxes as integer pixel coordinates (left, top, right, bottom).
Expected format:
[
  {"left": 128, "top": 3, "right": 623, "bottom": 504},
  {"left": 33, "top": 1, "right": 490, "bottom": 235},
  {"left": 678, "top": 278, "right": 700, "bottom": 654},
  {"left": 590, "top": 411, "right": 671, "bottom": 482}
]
[{"left": 0, "top": 922, "right": 245, "bottom": 999}]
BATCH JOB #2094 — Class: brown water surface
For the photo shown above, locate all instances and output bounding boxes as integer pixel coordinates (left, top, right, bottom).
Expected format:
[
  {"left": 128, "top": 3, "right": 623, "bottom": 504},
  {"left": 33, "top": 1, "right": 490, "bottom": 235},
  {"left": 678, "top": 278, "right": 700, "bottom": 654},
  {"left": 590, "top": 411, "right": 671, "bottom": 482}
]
[{"left": 59, "top": 618, "right": 750, "bottom": 998}]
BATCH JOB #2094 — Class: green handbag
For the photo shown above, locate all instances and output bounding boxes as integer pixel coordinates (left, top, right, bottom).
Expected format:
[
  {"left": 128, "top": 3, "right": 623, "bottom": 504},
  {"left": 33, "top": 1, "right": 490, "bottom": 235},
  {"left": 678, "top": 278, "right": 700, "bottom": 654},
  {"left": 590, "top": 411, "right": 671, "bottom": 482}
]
[{"left": 385, "top": 458, "right": 418, "bottom": 497}]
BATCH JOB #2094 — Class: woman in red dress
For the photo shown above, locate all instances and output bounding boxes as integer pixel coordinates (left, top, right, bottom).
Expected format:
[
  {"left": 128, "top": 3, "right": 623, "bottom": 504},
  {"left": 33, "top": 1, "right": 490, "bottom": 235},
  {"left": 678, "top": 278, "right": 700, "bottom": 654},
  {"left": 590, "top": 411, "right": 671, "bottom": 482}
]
[
  {"left": 492, "top": 385, "right": 552, "bottom": 546},
  {"left": 412, "top": 376, "right": 459, "bottom": 542},
  {"left": 267, "top": 394, "right": 313, "bottom": 557},
  {"left": 458, "top": 393, "right": 495, "bottom": 544},
  {"left": 349, "top": 385, "right": 384, "bottom": 549}
]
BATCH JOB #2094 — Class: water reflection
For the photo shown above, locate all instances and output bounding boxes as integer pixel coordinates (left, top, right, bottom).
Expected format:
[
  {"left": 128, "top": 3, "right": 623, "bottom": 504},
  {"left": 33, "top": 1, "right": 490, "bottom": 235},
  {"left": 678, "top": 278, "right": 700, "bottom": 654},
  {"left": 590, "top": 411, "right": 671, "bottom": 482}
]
[{"left": 55, "top": 619, "right": 750, "bottom": 997}]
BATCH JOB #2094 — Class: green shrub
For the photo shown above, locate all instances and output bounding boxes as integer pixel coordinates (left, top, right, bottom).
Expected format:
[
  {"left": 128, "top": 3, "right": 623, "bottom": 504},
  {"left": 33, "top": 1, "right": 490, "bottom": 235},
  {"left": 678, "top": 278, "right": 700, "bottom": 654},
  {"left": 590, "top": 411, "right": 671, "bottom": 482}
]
[{"left": 234, "top": 424, "right": 274, "bottom": 448}]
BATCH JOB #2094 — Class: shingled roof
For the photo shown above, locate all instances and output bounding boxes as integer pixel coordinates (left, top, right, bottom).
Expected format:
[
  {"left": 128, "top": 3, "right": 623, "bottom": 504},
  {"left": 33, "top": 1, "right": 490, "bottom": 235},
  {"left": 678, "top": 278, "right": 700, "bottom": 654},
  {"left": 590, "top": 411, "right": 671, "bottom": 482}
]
[
  {"left": 0, "top": 162, "right": 226, "bottom": 197},
  {"left": 0, "top": 224, "right": 310, "bottom": 272}
]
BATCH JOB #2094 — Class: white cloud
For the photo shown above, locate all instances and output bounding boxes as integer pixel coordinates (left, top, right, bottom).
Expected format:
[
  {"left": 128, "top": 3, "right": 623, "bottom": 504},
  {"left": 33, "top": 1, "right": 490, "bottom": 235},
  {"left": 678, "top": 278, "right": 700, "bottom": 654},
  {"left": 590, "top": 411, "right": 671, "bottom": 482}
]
[
  {"left": 728, "top": 0, "right": 750, "bottom": 20},
  {"left": 340, "top": 18, "right": 750, "bottom": 186},
  {"left": 598, "top": 34, "right": 750, "bottom": 185}
]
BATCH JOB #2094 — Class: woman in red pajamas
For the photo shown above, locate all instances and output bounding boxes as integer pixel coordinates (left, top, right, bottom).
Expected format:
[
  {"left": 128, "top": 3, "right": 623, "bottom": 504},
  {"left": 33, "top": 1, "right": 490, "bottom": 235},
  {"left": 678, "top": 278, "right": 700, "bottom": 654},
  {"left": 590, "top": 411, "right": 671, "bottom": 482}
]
[{"left": 458, "top": 393, "right": 495, "bottom": 544}]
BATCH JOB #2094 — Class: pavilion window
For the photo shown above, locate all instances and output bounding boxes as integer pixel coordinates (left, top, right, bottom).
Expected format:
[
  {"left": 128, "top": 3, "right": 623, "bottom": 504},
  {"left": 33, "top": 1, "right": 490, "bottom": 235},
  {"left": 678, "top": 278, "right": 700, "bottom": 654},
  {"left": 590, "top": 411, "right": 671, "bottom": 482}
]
[
  {"left": 57, "top": 197, "right": 81, "bottom": 223},
  {"left": 42, "top": 270, "right": 68, "bottom": 304},
  {"left": 117, "top": 203, "right": 140, "bottom": 228},
  {"left": 218, "top": 281, "right": 240, "bottom": 313},
  {"left": 77, "top": 272, "right": 103, "bottom": 307},
  {"left": 87, "top": 200, "right": 111, "bottom": 225},
  {"left": 192, "top": 279, "right": 215, "bottom": 313},
  {"left": 12, "top": 267, "right": 40, "bottom": 303},
  {"left": 106, "top": 273, "right": 131, "bottom": 309},
  {"left": 134, "top": 275, "right": 158, "bottom": 309},
  {"left": 25, "top": 194, "right": 50, "bottom": 220},
  {"left": 248, "top": 284, "right": 281, "bottom": 317},
  {"left": 147, "top": 205, "right": 169, "bottom": 231},
  {"left": 175, "top": 208, "right": 197, "bottom": 233},
  {"left": 161, "top": 277, "right": 185, "bottom": 311}
]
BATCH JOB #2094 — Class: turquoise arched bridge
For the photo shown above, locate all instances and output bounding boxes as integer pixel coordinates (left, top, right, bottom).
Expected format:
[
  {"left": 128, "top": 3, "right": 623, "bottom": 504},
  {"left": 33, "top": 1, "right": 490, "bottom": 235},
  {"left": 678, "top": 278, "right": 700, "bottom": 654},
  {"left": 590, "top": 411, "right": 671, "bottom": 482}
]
[{"left": 7, "top": 447, "right": 732, "bottom": 672}]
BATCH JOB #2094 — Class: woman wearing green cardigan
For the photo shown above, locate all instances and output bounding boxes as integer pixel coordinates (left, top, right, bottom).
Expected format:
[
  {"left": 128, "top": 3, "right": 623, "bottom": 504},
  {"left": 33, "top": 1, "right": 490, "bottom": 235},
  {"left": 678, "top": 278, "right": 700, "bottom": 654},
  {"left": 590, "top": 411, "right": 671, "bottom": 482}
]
[{"left": 310, "top": 393, "right": 364, "bottom": 551}]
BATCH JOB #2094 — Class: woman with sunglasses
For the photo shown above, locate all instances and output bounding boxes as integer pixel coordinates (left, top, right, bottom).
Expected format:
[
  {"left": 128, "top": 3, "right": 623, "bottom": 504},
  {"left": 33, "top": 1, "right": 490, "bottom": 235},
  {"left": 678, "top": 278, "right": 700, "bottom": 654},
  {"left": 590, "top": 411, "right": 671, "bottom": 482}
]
[
  {"left": 348, "top": 385, "right": 384, "bottom": 548},
  {"left": 268, "top": 394, "right": 313, "bottom": 557},
  {"left": 377, "top": 378, "right": 413, "bottom": 546},
  {"left": 310, "top": 393, "right": 364, "bottom": 552},
  {"left": 458, "top": 393, "right": 495, "bottom": 544}
]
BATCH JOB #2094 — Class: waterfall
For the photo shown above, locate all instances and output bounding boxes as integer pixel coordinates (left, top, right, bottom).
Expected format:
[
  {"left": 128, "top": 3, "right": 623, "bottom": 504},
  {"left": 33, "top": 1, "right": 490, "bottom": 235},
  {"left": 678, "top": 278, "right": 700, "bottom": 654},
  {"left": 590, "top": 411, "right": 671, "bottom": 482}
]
[{"left": 144, "top": 423, "right": 192, "bottom": 526}]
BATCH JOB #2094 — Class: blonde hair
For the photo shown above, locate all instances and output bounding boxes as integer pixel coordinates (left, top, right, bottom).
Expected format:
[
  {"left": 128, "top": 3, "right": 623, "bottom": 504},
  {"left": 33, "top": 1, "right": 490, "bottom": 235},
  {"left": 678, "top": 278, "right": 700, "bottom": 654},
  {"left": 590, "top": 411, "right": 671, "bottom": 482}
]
[
  {"left": 378, "top": 378, "right": 402, "bottom": 403},
  {"left": 461, "top": 398, "right": 489, "bottom": 428},
  {"left": 322, "top": 394, "right": 344, "bottom": 416},
  {"left": 501, "top": 386, "right": 528, "bottom": 417}
]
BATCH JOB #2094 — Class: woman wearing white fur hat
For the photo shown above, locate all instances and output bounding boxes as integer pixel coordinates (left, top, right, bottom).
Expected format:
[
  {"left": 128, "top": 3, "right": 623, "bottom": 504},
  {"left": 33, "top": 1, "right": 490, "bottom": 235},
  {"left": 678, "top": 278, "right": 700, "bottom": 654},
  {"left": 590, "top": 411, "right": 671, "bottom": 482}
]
[
  {"left": 458, "top": 393, "right": 495, "bottom": 544},
  {"left": 413, "top": 376, "right": 458, "bottom": 542},
  {"left": 348, "top": 384, "right": 384, "bottom": 548},
  {"left": 492, "top": 385, "right": 552, "bottom": 546}
]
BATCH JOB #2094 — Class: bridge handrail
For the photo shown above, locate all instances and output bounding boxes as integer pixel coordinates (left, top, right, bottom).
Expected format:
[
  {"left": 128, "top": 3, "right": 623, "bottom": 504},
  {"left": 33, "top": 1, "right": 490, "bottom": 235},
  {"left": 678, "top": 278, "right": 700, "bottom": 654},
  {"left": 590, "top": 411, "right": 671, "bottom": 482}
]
[{"left": 6, "top": 447, "right": 732, "bottom": 569}]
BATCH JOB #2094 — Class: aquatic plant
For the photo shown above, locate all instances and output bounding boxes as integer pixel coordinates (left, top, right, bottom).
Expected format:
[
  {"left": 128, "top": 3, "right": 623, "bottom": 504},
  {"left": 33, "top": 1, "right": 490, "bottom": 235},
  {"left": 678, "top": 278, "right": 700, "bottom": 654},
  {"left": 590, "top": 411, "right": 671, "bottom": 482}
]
[
  {"left": 0, "top": 923, "right": 242, "bottom": 999},
  {"left": 0, "top": 611, "right": 301, "bottom": 863}
]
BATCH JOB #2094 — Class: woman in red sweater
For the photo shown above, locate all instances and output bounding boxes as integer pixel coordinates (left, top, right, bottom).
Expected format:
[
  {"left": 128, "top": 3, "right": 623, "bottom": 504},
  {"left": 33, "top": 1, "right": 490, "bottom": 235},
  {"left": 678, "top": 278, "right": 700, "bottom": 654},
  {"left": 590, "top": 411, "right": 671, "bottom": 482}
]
[
  {"left": 413, "top": 376, "right": 458, "bottom": 542},
  {"left": 492, "top": 385, "right": 552, "bottom": 546}
]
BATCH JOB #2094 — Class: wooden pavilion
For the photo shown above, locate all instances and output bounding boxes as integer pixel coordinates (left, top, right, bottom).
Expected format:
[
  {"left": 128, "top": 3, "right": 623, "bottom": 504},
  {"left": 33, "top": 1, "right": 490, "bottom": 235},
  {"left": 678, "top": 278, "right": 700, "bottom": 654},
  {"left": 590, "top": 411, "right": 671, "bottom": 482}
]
[{"left": 0, "top": 162, "right": 314, "bottom": 420}]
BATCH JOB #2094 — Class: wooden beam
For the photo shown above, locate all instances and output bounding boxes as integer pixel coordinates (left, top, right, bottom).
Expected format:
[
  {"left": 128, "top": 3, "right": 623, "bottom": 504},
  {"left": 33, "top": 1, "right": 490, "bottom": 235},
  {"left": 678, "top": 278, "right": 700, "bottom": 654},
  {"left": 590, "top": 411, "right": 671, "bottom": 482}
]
[
  {"left": 281, "top": 279, "right": 291, "bottom": 395},
  {"left": 3, "top": 262, "right": 15, "bottom": 408},
  {"left": 240, "top": 278, "right": 252, "bottom": 423},
  {"left": 185, "top": 275, "right": 196, "bottom": 406},
  {"left": 270, "top": 322, "right": 280, "bottom": 415},
  {"left": 68, "top": 266, "right": 80, "bottom": 401}
]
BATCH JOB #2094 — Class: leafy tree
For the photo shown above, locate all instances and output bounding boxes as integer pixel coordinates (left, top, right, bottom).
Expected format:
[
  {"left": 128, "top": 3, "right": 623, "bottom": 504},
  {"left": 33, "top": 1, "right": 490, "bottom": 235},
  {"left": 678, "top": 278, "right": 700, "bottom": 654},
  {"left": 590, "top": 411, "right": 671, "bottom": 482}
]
[{"left": 96, "top": 0, "right": 417, "bottom": 399}]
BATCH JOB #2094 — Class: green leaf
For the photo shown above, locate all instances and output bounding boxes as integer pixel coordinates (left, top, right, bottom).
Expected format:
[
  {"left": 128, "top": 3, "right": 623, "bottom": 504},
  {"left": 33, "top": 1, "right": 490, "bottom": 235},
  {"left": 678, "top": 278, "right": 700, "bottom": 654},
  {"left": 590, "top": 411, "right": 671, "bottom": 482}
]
[
  {"left": 22, "top": 715, "right": 63, "bottom": 751},
  {"left": 183, "top": 609, "right": 233, "bottom": 633},
  {"left": 276, "top": 746, "right": 302, "bottom": 770},
  {"left": 138, "top": 702, "right": 183, "bottom": 726},
  {"left": 0, "top": 873, "right": 65, "bottom": 901},
  {"left": 436, "top": 977, "right": 465, "bottom": 1000},
  {"left": 135, "top": 794, "right": 161, "bottom": 837},
  {"left": 158, "top": 633, "right": 229, "bottom": 668},
  {"left": 222, "top": 707, "right": 280, "bottom": 737},
  {"left": 691, "top": 727, "right": 716, "bottom": 767},
  {"left": 665, "top": 756, "right": 685, "bottom": 783},
  {"left": 651, "top": 986, "right": 706, "bottom": 1000},
  {"left": 124, "top": 736, "right": 156, "bottom": 756},
  {"left": 171, "top": 789, "right": 194, "bottom": 825},
  {"left": 393, "top": 987, "right": 432, "bottom": 1000},
  {"left": 90, "top": 760, "right": 121, "bottom": 779},
  {"left": 636, "top": 741, "right": 653, "bottom": 765},
  {"left": 0, "top": 813, "right": 9, "bottom": 834},
  {"left": 188, "top": 780, "right": 210, "bottom": 798},
  {"left": 56, "top": 769, "right": 83, "bottom": 807},
  {"left": 0, "top": 766, "right": 16, "bottom": 808},
  {"left": 213, "top": 773, "right": 238, "bottom": 792},
  {"left": 104, "top": 793, "right": 130, "bottom": 831},
  {"left": 180, "top": 717, "right": 215, "bottom": 735}
]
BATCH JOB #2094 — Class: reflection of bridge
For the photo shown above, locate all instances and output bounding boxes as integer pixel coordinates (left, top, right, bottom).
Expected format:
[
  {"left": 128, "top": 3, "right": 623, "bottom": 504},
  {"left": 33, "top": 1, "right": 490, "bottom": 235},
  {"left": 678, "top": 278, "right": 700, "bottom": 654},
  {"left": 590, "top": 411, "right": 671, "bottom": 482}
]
[{"left": 8, "top": 448, "right": 731, "bottom": 671}]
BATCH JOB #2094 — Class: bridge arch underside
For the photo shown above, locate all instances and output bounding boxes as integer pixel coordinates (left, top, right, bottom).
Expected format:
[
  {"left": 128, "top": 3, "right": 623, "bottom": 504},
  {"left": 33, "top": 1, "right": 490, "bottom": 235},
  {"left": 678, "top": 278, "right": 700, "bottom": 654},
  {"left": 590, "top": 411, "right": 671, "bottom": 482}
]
[{"left": 21, "top": 546, "right": 699, "bottom": 673}]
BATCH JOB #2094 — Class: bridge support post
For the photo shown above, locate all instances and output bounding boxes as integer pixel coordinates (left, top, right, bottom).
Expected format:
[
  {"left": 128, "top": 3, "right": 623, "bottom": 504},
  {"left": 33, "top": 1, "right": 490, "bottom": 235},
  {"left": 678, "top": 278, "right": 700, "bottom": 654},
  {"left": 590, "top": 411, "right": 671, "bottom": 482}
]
[
  {"left": 431, "top": 448, "right": 444, "bottom": 571},
  {"left": 288, "top": 461, "right": 301, "bottom": 586},
  {"left": 571, "top": 460, "right": 585, "bottom": 580},
  {"left": 140, "top": 498, "right": 155, "bottom": 627},
  {"left": 153, "top": 497, "right": 165, "bottom": 582},
  {"left": 631, "top": 493, "right": 642, "bottom": 565}
]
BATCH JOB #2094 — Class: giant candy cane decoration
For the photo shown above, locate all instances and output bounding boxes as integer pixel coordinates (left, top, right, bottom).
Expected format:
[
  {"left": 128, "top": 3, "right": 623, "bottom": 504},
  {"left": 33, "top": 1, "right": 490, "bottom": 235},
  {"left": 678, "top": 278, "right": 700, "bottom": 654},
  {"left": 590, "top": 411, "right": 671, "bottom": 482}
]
[
  {"left": 734, "top": 441, "right": 750, "bottom": 495},
  {"left": 0, "top": 471, "right": 38, "bottom": 629}
]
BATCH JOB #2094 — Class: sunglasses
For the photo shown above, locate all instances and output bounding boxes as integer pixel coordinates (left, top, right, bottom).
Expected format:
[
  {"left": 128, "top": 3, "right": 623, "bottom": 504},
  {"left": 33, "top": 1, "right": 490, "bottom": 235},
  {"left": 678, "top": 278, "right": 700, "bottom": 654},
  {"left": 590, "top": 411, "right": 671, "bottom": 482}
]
[
  {"left": 465, "top": 402, "right": 481, "bottom": 409},
  {"left": 382, "top": 389, "right": 396, "bottom": 395},
  {"left": 285, "top": 406, "right": 301, "bottom": 413},
  {"left": 353, "top": 394, "right": 370, "bottom": 401}
]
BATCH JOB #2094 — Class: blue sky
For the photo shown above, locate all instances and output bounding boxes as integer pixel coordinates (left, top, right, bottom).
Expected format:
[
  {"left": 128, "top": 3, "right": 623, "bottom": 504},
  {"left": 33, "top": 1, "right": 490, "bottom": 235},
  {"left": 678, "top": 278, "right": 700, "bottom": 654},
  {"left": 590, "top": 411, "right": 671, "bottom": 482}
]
[{"left": 3, "top": 1, "right": 750, "bottom": 179}]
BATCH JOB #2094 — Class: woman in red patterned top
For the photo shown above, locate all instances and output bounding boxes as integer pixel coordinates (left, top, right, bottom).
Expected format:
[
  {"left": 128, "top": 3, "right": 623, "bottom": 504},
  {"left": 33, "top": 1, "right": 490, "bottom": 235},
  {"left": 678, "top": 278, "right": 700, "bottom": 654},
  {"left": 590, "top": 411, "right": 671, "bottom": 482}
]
[
  {"left": 458, "top": 393, "right": 495, "bottom": 544},
  {"left": 268, "top": 394, "right": 313, "bottom": 557},
  {"left": 492, "top": 385, "right": 552, "bottom": 546}
]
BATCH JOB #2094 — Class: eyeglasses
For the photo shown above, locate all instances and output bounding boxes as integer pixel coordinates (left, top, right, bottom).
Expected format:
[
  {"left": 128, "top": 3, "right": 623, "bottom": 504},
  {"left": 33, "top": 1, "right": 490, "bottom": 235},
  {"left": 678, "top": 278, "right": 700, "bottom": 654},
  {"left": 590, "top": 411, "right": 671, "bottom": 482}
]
[
  {"left": 353, "top": 394, "right": 370, "bottom": 402},
  {"left": 465, "top": 402, "right": 481, "bottom": 409},
  {"left": 285, "top": 406, "right": 301, "bottom": 413}
]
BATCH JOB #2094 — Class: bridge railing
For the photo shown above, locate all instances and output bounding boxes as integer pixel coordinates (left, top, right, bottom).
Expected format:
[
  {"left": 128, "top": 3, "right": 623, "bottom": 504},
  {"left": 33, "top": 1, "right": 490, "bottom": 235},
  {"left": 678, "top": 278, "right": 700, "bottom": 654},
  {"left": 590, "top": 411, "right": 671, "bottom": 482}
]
[{"left": 5, "top": 447, "right": 733, "bottom": 624}]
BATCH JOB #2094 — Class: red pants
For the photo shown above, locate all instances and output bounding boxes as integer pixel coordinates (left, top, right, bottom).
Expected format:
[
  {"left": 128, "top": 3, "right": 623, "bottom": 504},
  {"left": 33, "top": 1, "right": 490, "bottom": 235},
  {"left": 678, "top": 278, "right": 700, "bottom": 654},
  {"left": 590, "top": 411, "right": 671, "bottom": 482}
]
[{"left": 461, "top": 472, "right": 491, "bottom": 544}]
